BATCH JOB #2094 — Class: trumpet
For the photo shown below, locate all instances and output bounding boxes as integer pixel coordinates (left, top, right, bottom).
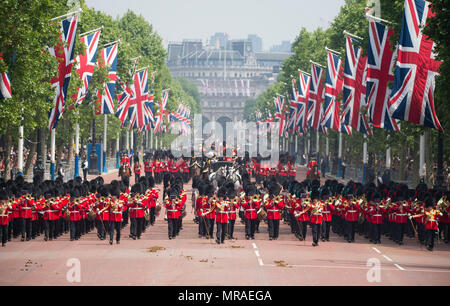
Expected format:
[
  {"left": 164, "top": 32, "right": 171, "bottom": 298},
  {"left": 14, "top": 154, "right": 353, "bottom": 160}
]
[
  {"left": 99, "top": 196, "right": 106, "bottom": 203},
  {"left": 209, "top": 195, "right": 218, "bottom": 204},
  {"left": 251, "top": 194, "right": 260, "bottom": 201},
  {"left": 231, "top": 197, "right": 239, "bottom": 205},
  {"left": 273, "top": 195, "right": 283, "bottom": 203}
]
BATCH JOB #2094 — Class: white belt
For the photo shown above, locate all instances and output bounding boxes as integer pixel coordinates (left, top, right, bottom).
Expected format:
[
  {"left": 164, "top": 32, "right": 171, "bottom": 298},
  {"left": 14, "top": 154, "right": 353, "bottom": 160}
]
[
  {"left": 46, "top": 210, "right": 59, "bottom": 213},
  {"left": 312, "top": 213, "right": 322, "bottom": 215},
  {"left": 322, "top": 211, "right": 331, "bottom": 213},
  {"left": 21, "top": 207, "right": 31, "bottom": 209},
  {"left": 218, "top": 211, "right": 228, "bottom": 214},
  {"left": 130, "top": 207, "right": 143, "bottom": 210},
  {"left": 245, "top": 209, "right": 256, "bottom": 211},
  {"left": 112, "top": 212, "right": 122, "bottom": 214},
  {"left": 396, "top": 214, "right": 407, "bottom": 216},
  {"left": 373, "top": 214, "right": 382, "bottom": 217},
  {"left": 167, "top": 209, "right": 178, "bottom": 212},
  {"left": 71, "top": 211, "right": 80, "bottom": 213},
  {"left": 348, "top": 210, "right": 357, "bottom": 213},
  {"left": 268, "top": 209, "right": 279, "bottom": 212},
  {"left": 0, "top": 214, "right": 7, "bottom": 217}
]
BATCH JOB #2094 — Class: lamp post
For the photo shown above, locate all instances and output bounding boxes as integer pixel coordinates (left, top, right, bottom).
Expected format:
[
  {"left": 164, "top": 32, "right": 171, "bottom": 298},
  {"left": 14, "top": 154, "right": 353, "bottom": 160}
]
[{"left": 89, "top": 118, "right": 99, "bottom": 175}]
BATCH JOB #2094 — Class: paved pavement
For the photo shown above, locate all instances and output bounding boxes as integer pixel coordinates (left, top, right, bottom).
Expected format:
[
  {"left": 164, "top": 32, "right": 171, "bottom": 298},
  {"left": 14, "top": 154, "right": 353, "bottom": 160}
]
[{"left": 1, "top": 168, "right": 449, "bottom": 286}]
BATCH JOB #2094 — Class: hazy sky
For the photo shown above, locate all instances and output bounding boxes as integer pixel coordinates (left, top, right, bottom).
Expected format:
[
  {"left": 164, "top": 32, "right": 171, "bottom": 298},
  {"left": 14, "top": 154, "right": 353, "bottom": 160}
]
[{"left": 85, "top": 0, "right": 346, "bottom": 50}]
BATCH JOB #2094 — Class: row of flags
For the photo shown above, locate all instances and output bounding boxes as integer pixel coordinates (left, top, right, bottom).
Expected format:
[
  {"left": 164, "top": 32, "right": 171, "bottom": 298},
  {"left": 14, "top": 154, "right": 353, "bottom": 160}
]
[
  {"left": 271, "top": 0, "right": 442, "bottom": 141},
  {"left": 0, "top": 11, "right": 177, "bottom": 134},
  {"left": 199, "top": 79, "right": 251, "bottom": 97},
  {"left": 170, "top": 103, "right": 192, "bottom": 136}
]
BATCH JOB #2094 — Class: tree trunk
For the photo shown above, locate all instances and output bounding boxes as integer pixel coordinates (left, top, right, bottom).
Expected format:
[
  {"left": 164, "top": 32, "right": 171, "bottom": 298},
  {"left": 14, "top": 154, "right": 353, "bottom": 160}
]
[
  {"left": 425, "top": 129, "right": 432, "bottom": 185},
  {"left": 3, "top": 128, "right": 12, "bottom": 180},
  {"left": 412, "top": 136, "right": 420, "bottom": 186},
  {"left": 24, "top": 129, "right": 38, "bottom": 180},
  {"left": 66, "top": 135, "right": 74, "bottom": 171}
]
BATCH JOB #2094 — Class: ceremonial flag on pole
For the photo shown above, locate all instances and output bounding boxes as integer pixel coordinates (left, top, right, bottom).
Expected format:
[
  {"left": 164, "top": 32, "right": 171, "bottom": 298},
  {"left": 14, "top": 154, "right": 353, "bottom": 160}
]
[
  {"left": 341, "top": 35, "right": 372, "bottom": 135},
  {"left": 0, "top": 53, "right": 11, "bottom": 99},
  {"left": 73, "top": 30, "right": 101, "bottom": 107},
  {"left": 366, "top": 19, "right": 399, "bottom": 132},
  {"left": 48, "top": 15, "right": 78, "bottom": 131},
  {"left": 128, "top": 69, "right": 149, "bottom": 130},
  {"left": 96, "top": 43, "right": 118, "bottom": 115},
  {"left": 308, "top": 63, "right": 325, "bottom": 131},
  {"left": 322, "top": 52, "right": 344, "bottom": 132},
  {"left": 115, "top": 76, "right": 134, "bottom": 128},
  {"left": 388, "top": 0, "right": 442, "bottom": 131},
  {"left": 296, "top": 71, "right": 310, "bottom": 134}
]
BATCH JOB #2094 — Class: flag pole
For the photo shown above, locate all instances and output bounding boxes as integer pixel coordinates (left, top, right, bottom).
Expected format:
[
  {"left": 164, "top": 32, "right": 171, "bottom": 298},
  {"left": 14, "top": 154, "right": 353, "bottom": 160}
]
[
  {"left": 50, "top": 129, "right": 56, "bottom": 180},
  {"left": 298, "top": 69, "right": 311, "bottom": 76},
  {"left": 103, "top": 39, "right": 121, "bottom": 48},
  {"left": 80, "top": 26, "right": 104, "bottom": 37},
  {"left": 116, "top": 132, "right": 120, "bottom": 169},
  {"left": 343, "top": 30, "right": 363, "bottom": 41},
  {"left": 325, "top": 47, "right": 341, "bottom": 55},
  {"left": 103, "top": 114, "right": 107, "bottom": 173},
  {"left": 309, "top": 60, "right": 326, "bottom": 69},
  {"left": 365, "top": 13, "right": 393, "bottom": 25},
  {"left": 74, "top": 116, "right": 80, "bottom": 178},
  {"left": 50, "top": 8, "right": 82, "bottom": 21}
]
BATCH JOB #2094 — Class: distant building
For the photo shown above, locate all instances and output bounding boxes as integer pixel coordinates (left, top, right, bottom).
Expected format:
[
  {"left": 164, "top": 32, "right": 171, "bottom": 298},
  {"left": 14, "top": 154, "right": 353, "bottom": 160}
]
[
  {"left": 209, "top": 32, "right": 229, "bottom": 49},
  {"left": 248, "top": 34, "right": 263, "bottom": 52},
  {"left": 167, "top": 38, "right": 292, "bottom": 123},
  {"left": 270, "top": 40, "right": 292, "bottom": 53}
]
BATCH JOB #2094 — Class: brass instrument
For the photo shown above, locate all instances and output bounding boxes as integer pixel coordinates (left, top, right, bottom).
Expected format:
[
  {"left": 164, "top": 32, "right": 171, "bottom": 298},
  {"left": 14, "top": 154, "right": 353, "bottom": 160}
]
[
  {"left": 251, "top": 194, "right": 260, "bottom": 201},
  {"left": 99, "top": 196, "right": 106, "bottom": 203}
]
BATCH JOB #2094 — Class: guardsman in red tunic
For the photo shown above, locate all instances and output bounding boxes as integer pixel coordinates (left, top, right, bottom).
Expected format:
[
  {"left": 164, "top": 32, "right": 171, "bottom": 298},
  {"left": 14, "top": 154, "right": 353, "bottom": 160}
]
[
  {"left": 344, "top": 198, "right": 359, "bottom": 243},
  {"left": 31, "top": 193, "right": 41, "bottom": 240},
  {"left": 196, "top": 190, "right": 207, "bottom": 238},
  {"left": 369, "top": 202, "right": 386, "bottom": 244},
  {"left": 154, "top": 159, "right": 162, "bottom": 184},
  {"left": 242, "top": 192, "right": 260, "bottom": 240},
  {"left": 68, "top": 190, "right": 82, "bottom": 241},
  {"left": 144, "top": 158, "right": 152, "bottom": 179},
  {"left": 20, "top": 191, "right": 34, "bottom": 241},
  {"left": 392, "top": 201, "right": 410, "bottom": 245},
  {"left": 149, "top": 182, "right": 159, "bottom": 226},
  {"left": 227, "top": 192, "right": 240, "bottom": 240},
  {"left": 164, "top": 190, "right": 183, "bottom": 240},
  {"left": 265, "top": 190, "right": 284, "bottom": 241},
  {"left": 215, "top": 188, "right": 229, "bottom": 244},
  {"left": 128, "top": 184, "right": 145, "bottom": 240},
  {"left": 321, "top": 197, "right": 334, "bottom": 242},
  {"left": 309, "top": 200, "right": 324, "bottom": 246},
  {"left": 42, "top": 193, "right": 60, "bottom": 241},
  {"left": 202, "top": 188, "right": 216, "bottom": 239},
  {"left": 108, "top": 187, "right": 126, "bottom": 245},
  {"left": 0, "top": 193, "right": 13, "bottom": 247},
  {"left": 437, "top": 196, "right": 449, "bottom": 243},
  {"left": 287, "top": 161, "right": 296, "bottom": 181},
  {"left": 95, "top": 188, "right": 110, "bottom": 240},
  {"left": 294, "top": 196, "right": 311, "bottom": 241},
  {"left": 411, "top": 200, "right": 442, "bottom": 251}
]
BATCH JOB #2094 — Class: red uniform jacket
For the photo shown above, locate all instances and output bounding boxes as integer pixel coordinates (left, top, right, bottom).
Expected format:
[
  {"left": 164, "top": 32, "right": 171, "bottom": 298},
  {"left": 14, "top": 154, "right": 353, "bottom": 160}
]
[
  {"left": 165, "top": 200, "right": 182, "bottom": 219},
  {"left": 42, "top": 201, "right": 61, "bottom": 221},
  {"left": 215, "top": 201, "right": 229, "bottom": 223},
  {"left": 109, "top": 201, "right": 126, "bottom": 222},
  {"left": 20, "top": 198, "right": 34, "bottom": 219},
  {"left": 134, "top": 163, "right": 141, "bottom": 175},
  {"left": 227, "top": 201, "right": 240, "bottom": 221},
  {"left": 369, "top": 206, "right": 386, "bottom": 224},
  {"left": 128, "top": 198, "right": 146, "bottom": 218},
  {"left": 95, "top": 200, "right": 110, "bottom": 221},
  {"left": 295, "top": 202, "right": 310, "bottom": 222},
  {"left": 265, "top": 199, "right": 284, "bottom": 220},
  {"left": 242, "top": 199, "right": 260, "bottom": 219},
  {"left": 202, "top": 198, "right": 216, "bottom": 220},
  {"left": 392, "top": 205, "right": 409, "bottom": 224},
  {"left": 68, "top": 202, "right": 82, "bottom": 221},
  {"left": 322, "top": 202, "right": 333, "bottom": 222},
  {"left": 344, "top": 203, "right": 360, "bottom": 222}
]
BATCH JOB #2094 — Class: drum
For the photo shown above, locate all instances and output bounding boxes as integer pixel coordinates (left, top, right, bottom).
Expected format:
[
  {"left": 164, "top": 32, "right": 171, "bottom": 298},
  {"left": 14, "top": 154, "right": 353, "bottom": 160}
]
[{"left": 257, "top": 207, "right": 267, "bottom": 221}]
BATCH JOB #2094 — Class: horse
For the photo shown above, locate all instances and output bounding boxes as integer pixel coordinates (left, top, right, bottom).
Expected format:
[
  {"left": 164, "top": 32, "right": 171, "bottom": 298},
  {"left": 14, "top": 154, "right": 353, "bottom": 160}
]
[{"left": 119, "top": 164, "right": 131, "bottom": 180}]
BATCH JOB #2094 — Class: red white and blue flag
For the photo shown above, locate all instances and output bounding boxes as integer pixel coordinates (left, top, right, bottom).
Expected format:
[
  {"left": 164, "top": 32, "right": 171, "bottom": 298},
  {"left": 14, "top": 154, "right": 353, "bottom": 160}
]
[
  {"left": 388, "top": 0, "right": 442, "bottom": 131},
  {"left": 128, "top": 69, "right": 150, "bottom": 130},
  {"left": 96, "top": 43, "right": 118, "bottom": 115},
  {"left": 341, "top": 35, "right": 372, "bottom": 136},
  {"left": 274, "top": 96, "right": 287, "bottom": 137},
  {"left": 307, "top": 63, "right": 325, "bottom": 132},
  {"left": 366, "top": 20, "right": 400, "bottom": 132},
  {"left": 72, "top": 30, "right": 101, "bottom": 108},
  {"left": 48, "top": 15, "right": 78, "bottom": 131},
  {"left": 321, "top": 52, "right": 344, "bottom": 132},
  {"left": 0, "top": 71, "right": 11, "bottom": 99},
  {"left": 115, "top": 76, "right": 134, "bottom": 128},
  {"left": 296, "top": 71, "right": 310, "bottom": 134}
]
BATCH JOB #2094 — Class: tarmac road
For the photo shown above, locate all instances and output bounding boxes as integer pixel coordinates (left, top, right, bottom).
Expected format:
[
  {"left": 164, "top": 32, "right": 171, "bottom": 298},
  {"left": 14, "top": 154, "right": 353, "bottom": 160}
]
[{"left": 0, "top": 168, "right": 449, "bottom": 286}]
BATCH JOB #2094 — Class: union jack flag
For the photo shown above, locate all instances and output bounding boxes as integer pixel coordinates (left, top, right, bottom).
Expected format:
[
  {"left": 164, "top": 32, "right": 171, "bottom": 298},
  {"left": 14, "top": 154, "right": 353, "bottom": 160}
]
[
  {"left": 321, "top": 52, "right": 344, "bottom": 132},
  {"left": 366, "top": 20, "right": 399, "bottom": 132},
  {"left": 128, "top": 69, "right": 150, "bottom": 130},
  {"left": 72, "top": 30, "right": 101, "bottom": 108},
  {"left": 308, "top": 63, "right": 325, "bottom": 131},
  {"left": 388, "top": 0, "right": 442, "bottom": 131},
  {"left": 115, "top": 83, "right": 133, "bottom": 128},
  {"left": 341, "top": 35, "right": 372, "bottom": 136},
  {"left": 296, "top": 71, "right": 310, "bottom": 134},
  {"left": 139, "top": 90, "right": 155, "bottom": 132},
  {"left": 0, "top": 71, "right": 11, "bottom": 99},
  {"left": 96, "top": 43, "right": 118, "bottom": 115},
  {"left": 274, "top": 95, "right": 285, "bottom": 115},
  {"left": 48, "top": 15, "right": 78, "bottom": 131},
  {"left": 160, "top": 89, "right": 170, "bottom": 123}
]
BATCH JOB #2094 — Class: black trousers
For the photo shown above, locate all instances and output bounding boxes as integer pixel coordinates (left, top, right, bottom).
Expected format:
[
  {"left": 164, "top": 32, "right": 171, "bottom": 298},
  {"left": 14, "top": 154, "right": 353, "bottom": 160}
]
[
  {"left": 393, "top": 222, "right": 406, "bottom": 242},
  {"left": 216, "top": 222, "right": 227, "bottom": 243},
  {"left": 150, "top": 207, "right": 156, "bottom": 225},
  {"left": 227, "top": 219, "right": 236, "bottom": 238},
  {"left": 0, "top": 224, "right": 7, "bottom": 245},
  {"left": 96, "top": 219, "right": 108, "bottom": 239},
  {"left": 135, "top": 174, "right": 140, "bottom": 182},
  {"left": 311, "top": 223, "right": 321, "bottom": 244},
  {"left": 198, "top": 216, "right": 206, "bottom": 236},
  {"left": 245, "top": 219, "right": 257, "bottom": 238},
  {"left": 425, "top": 229, "right": 435, "bottom": 249},
  {"left": 83, "top": 169, "right": 88, "bottom": 181},
  {"left": 346, "top": 221, "right": 357, "bottom": 241},
  {"left": 69, "top": 220, "right": 79, "bottom": 240},
  {"left": 21, "top": 218, "right": 32, "bottom": 239},
  {"left": 109, "top": 221, "right": 121, "bottom": 243},
  {"left": 299, "top": 221, "right": 308, "bottom": 239},
  {"left": 321, "top": 221, "right": 331, "bottom": 240},
  {"left": 168, "top": 218, "right": 178, "bottom": 238},
  {"left": 268, "top": 219, "right": 280, "bottom": 238},
  {"left": 130, "top": 218, "right": 143, "bottom": 238},
  {"left": 44, "top": 220, "right": 55, "bottom": 239},
  {"left": 371, "top": 223, "right": 382, "bottom": 242},
  {"left": 205, "top": 218, "right": 215, "bottom": 238}
]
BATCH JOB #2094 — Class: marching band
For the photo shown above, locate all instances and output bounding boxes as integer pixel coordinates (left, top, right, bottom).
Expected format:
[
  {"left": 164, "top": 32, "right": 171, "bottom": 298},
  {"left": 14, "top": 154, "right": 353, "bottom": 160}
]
[{"left": 0, "top": 150, "right": 448, "bottom": 253}]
